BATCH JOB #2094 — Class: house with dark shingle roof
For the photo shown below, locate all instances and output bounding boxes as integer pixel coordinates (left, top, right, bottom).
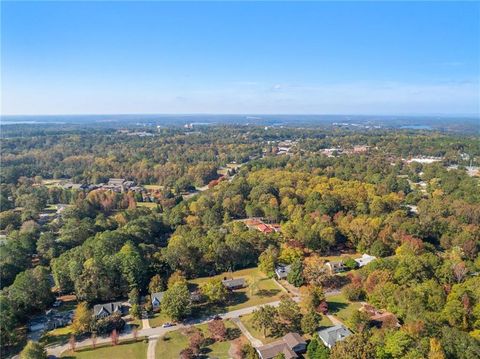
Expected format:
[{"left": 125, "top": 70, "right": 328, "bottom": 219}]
[
  {"left": 93, "top": 302, "right": 125, "bottom": 319},
  {"left": 221, "top": 278, "right": 246, "bottom": 290},
  {"left": 256, "top": 332, "right": 306, "bottom": 359}
]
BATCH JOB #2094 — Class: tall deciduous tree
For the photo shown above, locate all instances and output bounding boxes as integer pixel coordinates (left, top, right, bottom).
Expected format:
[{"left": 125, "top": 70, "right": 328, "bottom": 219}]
[{"left": 161, "top": 281, "right": 191, "bottom": 321}]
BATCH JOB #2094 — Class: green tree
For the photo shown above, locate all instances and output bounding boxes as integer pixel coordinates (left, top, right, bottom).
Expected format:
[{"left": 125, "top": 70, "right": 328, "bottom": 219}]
[
  {"left": 287, "top": 259, "right": 304, "bottom": 287},
  {"left": 307, "top": 337, "right": 330, "bottom": 359},
  {"left": 19, "top": 341, "right": 47, "bottom": 359},
  {"left": 258, "top": 247, "right": 277, "bottom": 278},
  {"left": 130, "top": 304, "right": 141, "bottom": 320},
  {"left": 301, "top": 309, "right": 321, "bottom": 334},
  {"left": 252, "top": 305, "right": 278, "bottom": 337},
  {"left": 161, "top": 281, "right": 191, "bottom": 321},
  {"left": 330, "top": 332, "right": 375, "bottom": 359},
  {"left": 0, "top": 295, "right": 19, "bottom": 350},
  {"left": 8, "top": 266, "right": 54, "bottom": 313},
  {"left": 343, "top": 257, "right": 359, "bottom": 270},
  {"left": 277, "top": 295, "right": 302, "bottom": 334},
  {"left": 200, "top": 278, "right": 228, "bottom": 304},
  {"left": 148, "top": 274, "right": 165, "bottom": 294},
  {"left": 71, "top": 302, "right": 92, "bottom": 335}
]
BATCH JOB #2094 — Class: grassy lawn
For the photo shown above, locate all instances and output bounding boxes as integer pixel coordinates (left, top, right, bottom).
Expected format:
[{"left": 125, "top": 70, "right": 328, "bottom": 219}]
[
  {"left": 136, "top": 202, "right": 159, "bottom": 208},
  {"left": 61, "top": 339, "right": 147, "bottom": 359},
  {"left": 318, "top": 314, "right": 334, "bottom": 328},
  {"left": 43, "top": 179, "right": 65, "bottom": 188},
  {"left": 239, "top": 313, "right": 277, "bottom": 344},
  {"left": 190, "top": 267, "right": 284, "bottom": 312},
  {"left": 155, "top": 320, "right": 241, "bottom": 359},
  {"left": 41, "top": 326, "right": 73, "bottom": 347},
  {"left": 149, "top": 312, "right": 170, "bottom": 328},
  {"left": 156, "top": 329, "right": 189, "bottom": 359},
  {"left": 321, "top": 253, "right": 362, "bottom": 262},
  {"left": 327, "top": 294, "right": 362, "bottom": 323}
]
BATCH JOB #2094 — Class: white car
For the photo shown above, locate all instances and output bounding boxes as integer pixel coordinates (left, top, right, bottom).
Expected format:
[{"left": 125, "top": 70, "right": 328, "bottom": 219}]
[{"left": 162, "top": 322, "right": 175, "bottom": 328}]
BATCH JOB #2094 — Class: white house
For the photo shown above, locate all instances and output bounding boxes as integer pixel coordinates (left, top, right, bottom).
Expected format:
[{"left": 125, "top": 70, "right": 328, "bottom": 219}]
[
  {"left": 354, "top": 254, "right": 376, "bottom": 267},
  {"left": 317, "top": 325, "right": 352, "bottom": 349}
]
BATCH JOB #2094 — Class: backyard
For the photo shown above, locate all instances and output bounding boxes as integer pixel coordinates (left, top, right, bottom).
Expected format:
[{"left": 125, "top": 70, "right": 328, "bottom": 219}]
[{"left": 326, "top": 293, "right": 362, "bottom": 323}]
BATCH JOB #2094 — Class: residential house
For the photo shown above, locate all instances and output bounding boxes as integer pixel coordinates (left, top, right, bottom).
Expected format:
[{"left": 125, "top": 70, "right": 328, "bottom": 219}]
[
  {"left": 360, "top": 304, "right": 400, "bottom": 329},
  {"left": 108, "top": 178, "right": 126, "bottom": 187},
  {"left": 257, "top": 223, "right": 274, "bottom": 234},
  {"left": 256, "top": 332, "right": 307, "bottom": 359},
  {"left": 221, "top": 278, "right": 246, "bottom": 290},
  {"left": 354, "top": 254, "right": 376, "bottom": 268},
  {"left": 45, "top": 309, "right": 71, "bottom": 330},
  {"left": 275, "top": 264, "right": 292, "bottom": 280},
  {"left": 151, "top": 292, "right": 165, "bottom": 309},
  {"left": 325, "top": 261, "right": 345, "bottom": 274},
  {"left": 93, "top": 302, "right": 125, "bottom": 319},
  {"left": 317, "top": 325, "right": 352, "bottom": 349}
]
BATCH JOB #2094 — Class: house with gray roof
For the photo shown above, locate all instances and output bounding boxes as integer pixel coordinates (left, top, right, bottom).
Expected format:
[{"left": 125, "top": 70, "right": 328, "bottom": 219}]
[
  {"left": 151, "top": 292, "right": 165, "bottom": 309},
  {"left": 275, "top": 264, "right": 291, "bottom": 280},
  {"left": 317, "top": 324, "right": 352, "bottom": 348},
  {"left": 93, "top": 302, "right": 125, "bottom": 319},
  {"left": 256, "top": 332, "right": 306, "bottom": 359},
  {"left": 221, "top": 278, "right": 246, "bottom": 290}
]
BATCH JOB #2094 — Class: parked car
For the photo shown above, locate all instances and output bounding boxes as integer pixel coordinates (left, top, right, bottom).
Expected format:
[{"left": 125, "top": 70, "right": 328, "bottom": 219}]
[{"left": 162, "top": 322, "right": 175, "bottom": 328}]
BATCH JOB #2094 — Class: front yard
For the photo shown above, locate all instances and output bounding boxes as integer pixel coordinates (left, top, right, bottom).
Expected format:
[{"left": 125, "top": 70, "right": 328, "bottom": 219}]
[
  {"left": 155, "top": 320, "right": 242, "bottom": 359},
  {"left": 150, "top": 267, "right": 284, "bottom": 328},
  {"left": 61, "top": 339, "right": 147, "bottom": 359}
]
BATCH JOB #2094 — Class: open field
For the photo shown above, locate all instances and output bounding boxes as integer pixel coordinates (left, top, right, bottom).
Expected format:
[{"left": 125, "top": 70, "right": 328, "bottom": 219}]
[
  {"left": 61, "top": 339, "right": 148, "bottom": 359},
  {"left": 155, "top": 320, "right": 241, "bottom": 359}
]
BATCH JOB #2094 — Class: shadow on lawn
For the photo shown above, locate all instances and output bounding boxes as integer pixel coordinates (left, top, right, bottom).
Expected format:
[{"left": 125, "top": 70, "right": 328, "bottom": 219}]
[
  {"left": 327, "top": 301, "right": 348, "bottom": 314},
  {"left": 256, "top": 289, "right": 280, "bottom": 297}
]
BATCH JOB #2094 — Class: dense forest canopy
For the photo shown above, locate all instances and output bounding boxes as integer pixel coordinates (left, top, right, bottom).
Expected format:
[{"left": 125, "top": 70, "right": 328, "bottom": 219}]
[{"left": 0, "top": 124, "right": 479, "bottom": 358}]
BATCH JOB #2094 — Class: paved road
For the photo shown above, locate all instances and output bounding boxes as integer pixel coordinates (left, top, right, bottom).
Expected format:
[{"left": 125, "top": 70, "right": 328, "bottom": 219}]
[{"left": 47, "top": 298, "right": 298, "bottom": 357}]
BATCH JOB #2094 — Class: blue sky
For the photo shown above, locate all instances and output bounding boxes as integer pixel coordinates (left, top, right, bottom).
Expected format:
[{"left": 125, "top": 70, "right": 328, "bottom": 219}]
[{"left": 1, "top": 1, "right": 479, "bottom": 115}]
